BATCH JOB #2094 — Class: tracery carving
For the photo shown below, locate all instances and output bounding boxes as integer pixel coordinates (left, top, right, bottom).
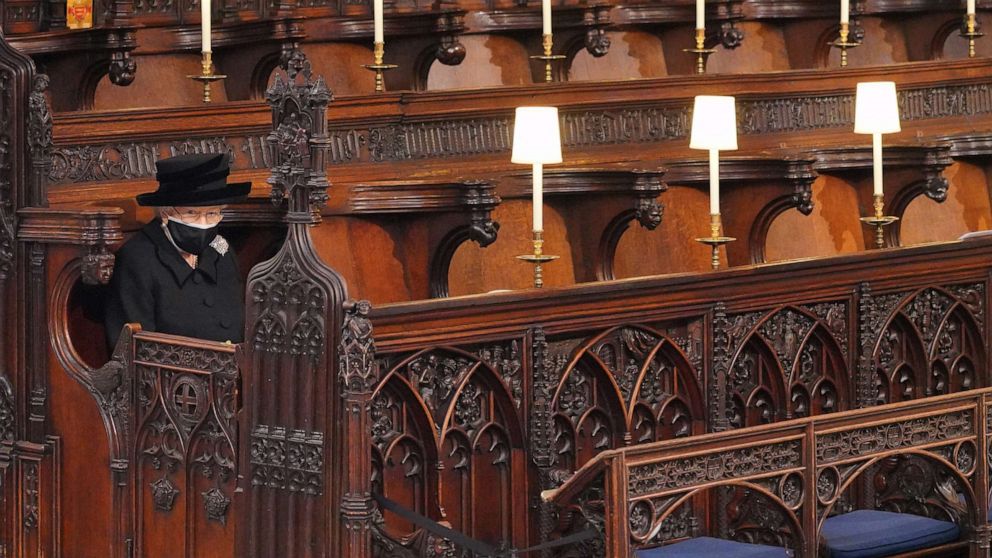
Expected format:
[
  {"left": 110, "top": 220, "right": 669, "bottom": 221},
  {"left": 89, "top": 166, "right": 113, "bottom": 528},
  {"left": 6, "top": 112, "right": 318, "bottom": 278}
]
[
  {"left": 476, "top": 341, "right": 522, "bottom": 408},
  {"left": 150, "top": 477, "right": 179, "bottom": 512},
  {"left": 22, "top": 463, "right": 39, "bottom": 529},
  {"left": 0, "top": 69, "right": 15, "bottom": 279},
  {"left": 862, "top": 283, "right": 986, "bottom": 405},
  {"left": 250, "top": 260, "right": 326, "bottom": 359},
  {"left": 804, "top": 302, "right": 848, "bottom": 360},
  {"left": 340, "top": 300, "right": 378, "bottom": 395},
  {"left": 815, "top": 410, "right": 973, "bottom": 464},
  {"left": 249, "top": 425, "right": 324, "bottom": 496},
  {"left": 27, "top": 74, "right": 52, "bottom": 163},
  {"left": 0, "top": 374, "right": 13, "bottom": 443},
  {"left": 628, "top": 440, "right": 801, "bottom": 496}
]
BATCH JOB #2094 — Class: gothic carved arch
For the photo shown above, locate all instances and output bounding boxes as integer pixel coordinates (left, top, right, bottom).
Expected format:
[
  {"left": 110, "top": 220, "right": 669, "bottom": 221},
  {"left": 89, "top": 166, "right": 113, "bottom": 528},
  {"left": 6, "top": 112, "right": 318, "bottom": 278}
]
[
  {"left": 931, "top": 16, "right": 970, "bottom": 60},
  {"left": 551, "top": 325, "right": 703, "bottom": 468},
  {"left": 371, "top": 345, "right": 525, "bottom": 548},
  {"left": 816, "top": 450, "right": 978, "bottom": 531},
  {"left": 886, "top": 178, "right": 950, "bottom": 247},
  {"left": 867, "top": 285, "right": 986, "bottom": 404},
  {"left": 724, "top": 305, "right": 850, "bottom": 427},
  {"left": 637, "top": 481, "right": 804, "bottom": 554}
]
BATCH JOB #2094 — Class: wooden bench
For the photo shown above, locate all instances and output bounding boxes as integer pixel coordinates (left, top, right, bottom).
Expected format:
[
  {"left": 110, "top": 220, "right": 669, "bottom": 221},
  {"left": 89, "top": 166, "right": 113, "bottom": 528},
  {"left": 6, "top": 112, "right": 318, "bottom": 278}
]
[{"left": 542, "top": 388, "right": 992, "bottom": 557}]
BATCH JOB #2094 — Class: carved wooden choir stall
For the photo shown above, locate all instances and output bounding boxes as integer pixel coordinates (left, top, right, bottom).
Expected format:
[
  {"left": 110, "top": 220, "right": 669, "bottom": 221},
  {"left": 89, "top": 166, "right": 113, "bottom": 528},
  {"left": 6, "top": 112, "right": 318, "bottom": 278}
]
[{"left": 5, "top": 0, "right": 992, "bottom": 557}]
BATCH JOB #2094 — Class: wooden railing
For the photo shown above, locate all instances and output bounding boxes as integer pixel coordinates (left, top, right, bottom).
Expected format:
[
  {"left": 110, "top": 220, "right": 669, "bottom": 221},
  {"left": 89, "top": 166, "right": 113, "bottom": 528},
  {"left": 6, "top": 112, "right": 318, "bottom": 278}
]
[
  {"left": 541, "top": 387, "right": 992, "bottom": 556},
  {"left": 362, "top": 237, "right": 992, "bottom": 555}
]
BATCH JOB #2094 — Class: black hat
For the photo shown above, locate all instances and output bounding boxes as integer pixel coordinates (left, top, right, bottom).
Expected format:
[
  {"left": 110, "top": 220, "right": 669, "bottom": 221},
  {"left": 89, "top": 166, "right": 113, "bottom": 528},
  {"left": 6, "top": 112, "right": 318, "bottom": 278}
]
[{"left": 136, "top": 153, "right": 251, "bottom": 207}]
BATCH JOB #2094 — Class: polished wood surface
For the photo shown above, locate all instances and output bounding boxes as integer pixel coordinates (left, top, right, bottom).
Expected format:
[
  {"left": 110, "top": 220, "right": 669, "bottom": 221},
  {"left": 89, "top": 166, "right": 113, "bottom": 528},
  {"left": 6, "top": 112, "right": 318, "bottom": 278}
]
[{"left": 5, "top": 2, "right": 992, "bottom": 557}]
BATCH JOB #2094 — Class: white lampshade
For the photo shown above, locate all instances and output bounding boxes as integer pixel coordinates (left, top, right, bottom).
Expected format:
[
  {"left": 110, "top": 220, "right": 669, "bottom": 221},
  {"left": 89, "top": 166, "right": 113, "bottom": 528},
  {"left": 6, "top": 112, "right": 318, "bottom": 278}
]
[
  {"left": 690, "top": 96, "right": 738, "bottom": 151},
  {"left": 855, "top": 81, "right": 901, "bottom": 135},
  {"left": 511, "top": 107, "right": 563, "bottom": 165}
]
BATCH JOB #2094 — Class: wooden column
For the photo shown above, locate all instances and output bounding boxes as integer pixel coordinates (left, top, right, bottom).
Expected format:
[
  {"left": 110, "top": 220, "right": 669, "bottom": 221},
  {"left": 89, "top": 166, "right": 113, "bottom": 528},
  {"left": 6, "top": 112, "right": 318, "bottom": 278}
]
[{"left": 237, "top": 60, "right": 358, "bottom": 558}]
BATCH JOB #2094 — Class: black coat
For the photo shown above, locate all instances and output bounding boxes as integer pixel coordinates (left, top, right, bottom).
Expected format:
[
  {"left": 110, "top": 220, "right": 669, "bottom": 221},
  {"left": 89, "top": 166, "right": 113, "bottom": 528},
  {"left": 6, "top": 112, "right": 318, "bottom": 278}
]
[{"left": 104, "top": 221, "right": 245, "bottom": 348}]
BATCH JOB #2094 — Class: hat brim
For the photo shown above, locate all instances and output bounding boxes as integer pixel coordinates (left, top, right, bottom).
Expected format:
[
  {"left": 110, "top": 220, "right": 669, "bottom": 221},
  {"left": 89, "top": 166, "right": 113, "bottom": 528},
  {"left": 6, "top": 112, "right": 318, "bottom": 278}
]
[{"left": 136, "top": 181, "right": 252, "bottom": 207}]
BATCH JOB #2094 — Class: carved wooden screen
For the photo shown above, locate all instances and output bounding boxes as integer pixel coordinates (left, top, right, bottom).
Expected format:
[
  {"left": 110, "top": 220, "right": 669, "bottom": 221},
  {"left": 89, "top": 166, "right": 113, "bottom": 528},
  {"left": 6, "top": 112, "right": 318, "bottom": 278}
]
[
  {"left": 715, "top": 304, "right": 850, "bottom": 428},
  {"left": 130, "top": 332, "right": 238, "bottom": 557},
  {"left": 860, "top": 284, "right": 986, "bottom": 405},
  {"left": 370, "top": 343, "right": 527, "bottom": 555},
  {"left": 544, "top": 323, "right": 705, "bottom": 473}
]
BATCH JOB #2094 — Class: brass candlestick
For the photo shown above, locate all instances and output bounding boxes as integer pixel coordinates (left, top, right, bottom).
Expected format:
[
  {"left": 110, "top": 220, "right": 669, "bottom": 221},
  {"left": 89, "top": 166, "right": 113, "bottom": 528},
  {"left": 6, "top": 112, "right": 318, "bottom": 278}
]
[
  {"left": 683, "top": 28, "right": 716, "bottom": 75},
  {"left": 186, "top": 52, "right": 227, "bottom": 104},
  {"left": 363, "top": 41, "right": 398, "bottom": 93},
  {"left": 516, "top": 230, "right": 559, "bottom": 288},
  {"left": 695, "top": 213, "right": 735, "bottom": 270},
  {"left": 530, "top": 33, "right": 566, "bottom": 83},
  {"left": 829, "top": 22, "right": 861, "bottom": 67},
  {"left": 859, "top": 194, "right": 898, "bottom": 249},
  {"left": 961, "top": 13, "right": 983, "bottom": 58}
]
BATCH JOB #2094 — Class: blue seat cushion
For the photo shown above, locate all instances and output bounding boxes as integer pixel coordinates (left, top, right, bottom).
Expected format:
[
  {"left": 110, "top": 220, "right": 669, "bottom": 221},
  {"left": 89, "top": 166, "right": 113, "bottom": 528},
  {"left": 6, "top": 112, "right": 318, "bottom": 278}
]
[
  {"left": 635, "top": 537, "right": 793, "bottom": 558},
  {"left": 821, "top": 510, "right": 960, "bottom": 558}
]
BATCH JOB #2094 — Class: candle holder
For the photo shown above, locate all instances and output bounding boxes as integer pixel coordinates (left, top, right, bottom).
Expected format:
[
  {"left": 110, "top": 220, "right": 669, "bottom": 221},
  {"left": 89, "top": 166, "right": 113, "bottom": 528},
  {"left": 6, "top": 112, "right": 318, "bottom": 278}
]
[
  {"left": 186, "top": 52, "right": 227, "bottom": 104},
  {"left": 683, "top": 28, "right": 716, "bottom": 75},
  {"left": 829, "top": 22, "right": 861, "bottom": 67},
  {"left": 695, "top": 213, "right": 735, "bottom": 270},
  {"left": 516, "top": 230, "right": 559, "bottom": 288},
  {"left": 530, "top": 34, "right": 566, "bottom": 83},
  {"left": 859, "top": 194, "right": 898, "bottom": 249},
  {"left": 961, "top": 13, "right": 983, "bottom": 58},
  {"left": 363, "top": 41, "right": 398, "bottom": 93}
]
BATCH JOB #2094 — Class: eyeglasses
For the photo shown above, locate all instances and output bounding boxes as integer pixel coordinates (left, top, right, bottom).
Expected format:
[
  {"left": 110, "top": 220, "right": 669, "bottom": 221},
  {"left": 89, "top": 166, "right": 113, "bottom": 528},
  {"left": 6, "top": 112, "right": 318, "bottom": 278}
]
[{"left": 169, "top": 207, "right": 224, "bottom": 224}]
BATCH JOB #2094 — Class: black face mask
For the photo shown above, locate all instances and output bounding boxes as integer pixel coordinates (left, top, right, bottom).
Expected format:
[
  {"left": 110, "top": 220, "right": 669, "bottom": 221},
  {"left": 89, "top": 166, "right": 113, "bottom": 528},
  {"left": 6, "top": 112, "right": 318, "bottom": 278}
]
[{"left": 166, "top": 218, "right": 218, "bottom": 256}]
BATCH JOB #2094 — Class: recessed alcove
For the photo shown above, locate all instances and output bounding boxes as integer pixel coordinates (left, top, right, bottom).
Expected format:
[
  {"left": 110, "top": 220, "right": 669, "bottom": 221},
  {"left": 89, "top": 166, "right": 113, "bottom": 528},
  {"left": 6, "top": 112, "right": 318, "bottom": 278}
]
[
  {"left": 706, "top": 22, "right": 791, "bottom": 74},
  {"left": 612, "top": 185, "right": 715, "bottom": 278},
  {"left": 764, "top": 176, "right": 863, "bottom": 262},
  {"left": 93, "top": 54, "right": 227, "bottom": 110},
  {"left": 426, "top": 35, "right": 533, "bottom": 91},
  {"left": 900, "top": 161, "right": 992, "bottom": 245},
  {"left": 568, "top": 31, "right": 667, "bottom": 81},
  {"left": 291, "top": 43, "right": 377, "bottom": 97},
  {"left": 448, "top": 200, "right": 575, "bottom": 296}
]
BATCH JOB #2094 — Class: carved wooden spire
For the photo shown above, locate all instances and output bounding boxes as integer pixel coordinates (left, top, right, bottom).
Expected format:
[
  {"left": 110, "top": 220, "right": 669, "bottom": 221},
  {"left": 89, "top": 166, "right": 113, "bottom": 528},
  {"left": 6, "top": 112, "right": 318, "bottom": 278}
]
[{"left": 240, "top": 56, "right": 373, "bottom": 558}]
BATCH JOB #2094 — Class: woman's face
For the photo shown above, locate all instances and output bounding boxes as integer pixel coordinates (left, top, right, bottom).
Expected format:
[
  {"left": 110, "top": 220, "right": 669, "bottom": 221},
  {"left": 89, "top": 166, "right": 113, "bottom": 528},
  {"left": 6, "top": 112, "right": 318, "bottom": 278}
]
[{"left": 162, "top": 206, "right": 226, "bottom": 226}]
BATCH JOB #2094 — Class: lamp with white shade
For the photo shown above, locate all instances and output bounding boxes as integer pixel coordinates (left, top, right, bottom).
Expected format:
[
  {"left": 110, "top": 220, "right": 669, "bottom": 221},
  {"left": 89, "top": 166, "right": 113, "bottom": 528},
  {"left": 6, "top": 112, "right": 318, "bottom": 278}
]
[
  {"left": 690, "top": 95, "right": 737, "bottom": 270},
  {"left": 512, "top": 107, "right": 563, "bottom": 288},
  {"left": 855, "top": 81, "right": 901, "bottom": 248}
]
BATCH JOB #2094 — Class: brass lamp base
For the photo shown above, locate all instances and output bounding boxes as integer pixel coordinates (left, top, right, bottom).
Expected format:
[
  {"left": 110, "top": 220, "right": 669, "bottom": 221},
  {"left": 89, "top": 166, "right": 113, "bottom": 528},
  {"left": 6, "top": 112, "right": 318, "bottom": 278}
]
[
  {"left": 363, "top": 42, "right": 398, "bottom": 93},
  {"left": 961, "top": 13, "right": 983, "bottom": 58},
  {"left": 829, "top": 22, "right": 861, "bottom": 67},
  {"left": 186, "top": 52, "right": 227, "bottom": 104},
  {"left": 860, "top": 194, "right": 898, "bottom": 248},
  {"left": 516, "top": 231, "right": 559, "bottom": 288},
  {"left": 682, "top": 28, "right": 716, "bottom": 74},
  {"left": 530, "top": 34, "right": 566, "bottom": 83},
  {"left": 695, "top": 214, "right": 735, "bottom": 270}
]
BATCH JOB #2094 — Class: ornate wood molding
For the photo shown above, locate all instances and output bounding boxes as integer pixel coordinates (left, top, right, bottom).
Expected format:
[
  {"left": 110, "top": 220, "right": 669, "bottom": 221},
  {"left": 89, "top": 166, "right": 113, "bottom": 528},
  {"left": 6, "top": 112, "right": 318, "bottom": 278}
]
[{"left": 17, "top": 206, "right": 122, "bottom": 284}]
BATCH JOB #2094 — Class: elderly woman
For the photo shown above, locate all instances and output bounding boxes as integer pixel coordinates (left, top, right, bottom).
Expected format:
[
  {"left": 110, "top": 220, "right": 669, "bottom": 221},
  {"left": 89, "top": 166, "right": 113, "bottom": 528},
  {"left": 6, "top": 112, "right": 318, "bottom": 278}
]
[{"left": 104, "top": 153, "right": 251, "bottom": 348}]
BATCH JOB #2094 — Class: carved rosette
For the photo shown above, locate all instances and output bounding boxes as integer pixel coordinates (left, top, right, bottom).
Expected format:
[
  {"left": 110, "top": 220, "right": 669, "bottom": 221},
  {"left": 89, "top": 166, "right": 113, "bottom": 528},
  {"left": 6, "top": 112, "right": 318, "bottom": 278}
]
[{"left": 150, "top": 477, "right": 179, "bottom": 512}]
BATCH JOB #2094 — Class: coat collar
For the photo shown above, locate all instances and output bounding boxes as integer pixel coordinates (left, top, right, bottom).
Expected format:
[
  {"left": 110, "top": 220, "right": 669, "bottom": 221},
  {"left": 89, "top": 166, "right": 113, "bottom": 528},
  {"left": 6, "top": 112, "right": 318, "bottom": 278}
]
[{"left": 141, "top": 221, "right": 220, "bottom": 285}]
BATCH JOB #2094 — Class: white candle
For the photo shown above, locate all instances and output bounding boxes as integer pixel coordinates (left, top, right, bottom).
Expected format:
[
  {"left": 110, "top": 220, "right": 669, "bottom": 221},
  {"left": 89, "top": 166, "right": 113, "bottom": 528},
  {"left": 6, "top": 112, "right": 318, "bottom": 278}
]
[
  {"left": 696, "top": 0, "right": 705, "bottom": 30},
  {"left": 542, "top": 0, "right": 552, "bottom": 35},
  {"left": 840, "top": 0, "right": 849, "bottom": 24},
  {"left": 533, "top": 163, "right": 544, "bottom": 231},
  {"left": 872, "top": 133, "right": 883, "bottom": 196},
  {"left": 968, "top": 0, "right": 976, "bottom": 15},
  {"left": 201, "top": 0, "right": 211, "bottom": 53},
  {"left": 709, "top": 149, "right": 720, "bottom": 215},
  {"left": 373, "top": 0, "right": 384, "bottom": 43}
]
